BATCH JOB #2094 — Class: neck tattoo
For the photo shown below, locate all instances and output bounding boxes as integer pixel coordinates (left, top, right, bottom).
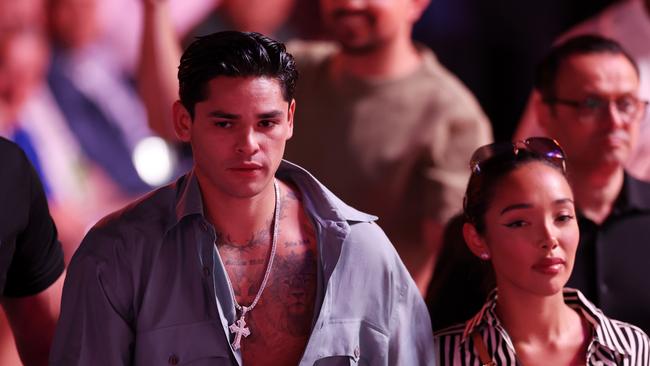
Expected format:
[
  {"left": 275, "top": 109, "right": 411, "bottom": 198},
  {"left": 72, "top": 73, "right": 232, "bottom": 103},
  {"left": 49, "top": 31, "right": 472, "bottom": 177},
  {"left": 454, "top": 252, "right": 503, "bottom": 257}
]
[{"left": 223, "top": 179, "right": 280, "bottom": 351}]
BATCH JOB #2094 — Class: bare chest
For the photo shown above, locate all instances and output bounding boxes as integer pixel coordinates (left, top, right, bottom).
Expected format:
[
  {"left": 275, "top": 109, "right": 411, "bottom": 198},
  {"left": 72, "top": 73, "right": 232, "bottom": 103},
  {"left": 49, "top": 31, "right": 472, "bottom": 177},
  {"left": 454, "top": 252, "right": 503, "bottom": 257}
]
[{"left": 217, "top": 218, "right": 318, "bottom": 364}]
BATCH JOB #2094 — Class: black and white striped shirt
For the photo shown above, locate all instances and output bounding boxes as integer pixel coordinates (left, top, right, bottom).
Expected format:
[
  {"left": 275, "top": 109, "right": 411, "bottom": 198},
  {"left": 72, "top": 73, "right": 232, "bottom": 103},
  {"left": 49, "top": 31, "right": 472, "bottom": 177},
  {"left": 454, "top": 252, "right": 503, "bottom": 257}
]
[{"left": 434, "top": 288, "right": 650, "bottom": 365}]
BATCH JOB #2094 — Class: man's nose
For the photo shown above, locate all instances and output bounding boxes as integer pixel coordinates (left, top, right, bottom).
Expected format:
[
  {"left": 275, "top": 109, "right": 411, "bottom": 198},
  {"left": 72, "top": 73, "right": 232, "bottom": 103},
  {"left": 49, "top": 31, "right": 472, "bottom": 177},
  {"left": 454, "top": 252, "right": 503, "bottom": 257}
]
[
  {"left": 235, "top": 128, "right": 260, "bottom": 155},
  {"left": 332, "top": 0, "right": 368, "bottom": 9},
  {"left": 601, "top": 100, "right": 628, "bottom": 129}
]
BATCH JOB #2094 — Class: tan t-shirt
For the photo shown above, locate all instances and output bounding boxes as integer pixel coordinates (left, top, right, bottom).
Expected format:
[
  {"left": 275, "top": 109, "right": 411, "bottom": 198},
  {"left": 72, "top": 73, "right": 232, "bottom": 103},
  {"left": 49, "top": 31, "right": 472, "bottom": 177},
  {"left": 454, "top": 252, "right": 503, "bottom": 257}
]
[{"left": 285, "top": 40, "right": 492, "bottom": 257}]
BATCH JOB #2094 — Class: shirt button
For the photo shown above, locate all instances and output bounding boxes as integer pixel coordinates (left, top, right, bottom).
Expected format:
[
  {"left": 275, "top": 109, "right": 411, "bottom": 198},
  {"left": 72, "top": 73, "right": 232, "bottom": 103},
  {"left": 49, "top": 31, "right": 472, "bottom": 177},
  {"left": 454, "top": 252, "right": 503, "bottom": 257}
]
[
  {"left": 168, "top": 354, "right": 179, "bottom": 365},
  {"left": 354, "top": 346, "right": 360, "bottom": 359},
  {"left": 203, "top": 266, "right": 211, "bottom": 277}
]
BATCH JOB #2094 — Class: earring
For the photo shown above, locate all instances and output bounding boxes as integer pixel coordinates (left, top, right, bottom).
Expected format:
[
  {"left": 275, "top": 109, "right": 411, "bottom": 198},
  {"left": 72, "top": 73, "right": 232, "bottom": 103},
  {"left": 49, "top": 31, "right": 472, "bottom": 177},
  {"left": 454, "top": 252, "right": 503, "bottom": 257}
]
[{"left": 480, "top": 253, "right": 490, "bottom": 260}]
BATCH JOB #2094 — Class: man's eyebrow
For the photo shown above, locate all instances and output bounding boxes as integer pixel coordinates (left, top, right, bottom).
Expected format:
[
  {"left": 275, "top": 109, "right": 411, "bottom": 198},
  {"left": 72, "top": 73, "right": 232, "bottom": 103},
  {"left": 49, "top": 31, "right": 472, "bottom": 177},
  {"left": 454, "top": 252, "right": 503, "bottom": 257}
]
[
  {"left": 208, "top": 111, "right": 239, "bottom": 119},
  {"left": 257, "top": 110, "right": 283, "bottom": 119}
]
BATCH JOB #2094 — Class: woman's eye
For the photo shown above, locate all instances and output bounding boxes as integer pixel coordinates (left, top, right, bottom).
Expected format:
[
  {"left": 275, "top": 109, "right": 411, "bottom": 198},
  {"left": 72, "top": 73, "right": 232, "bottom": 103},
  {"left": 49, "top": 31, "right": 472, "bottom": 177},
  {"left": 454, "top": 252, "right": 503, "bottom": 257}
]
[{"left": 556, "top": 214, "right": 575, "bottom": 223}]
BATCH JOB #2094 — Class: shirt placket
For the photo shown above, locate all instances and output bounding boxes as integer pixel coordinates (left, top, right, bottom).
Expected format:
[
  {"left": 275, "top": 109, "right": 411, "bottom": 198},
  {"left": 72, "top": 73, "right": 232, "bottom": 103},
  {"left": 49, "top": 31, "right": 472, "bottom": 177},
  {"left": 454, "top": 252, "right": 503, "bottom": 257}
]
[
  {"left": 299, "top": 219, "right": 349, "bottom": 365},
  {"left": 197, "top": 218, "right": 243, "bottom": 366}
]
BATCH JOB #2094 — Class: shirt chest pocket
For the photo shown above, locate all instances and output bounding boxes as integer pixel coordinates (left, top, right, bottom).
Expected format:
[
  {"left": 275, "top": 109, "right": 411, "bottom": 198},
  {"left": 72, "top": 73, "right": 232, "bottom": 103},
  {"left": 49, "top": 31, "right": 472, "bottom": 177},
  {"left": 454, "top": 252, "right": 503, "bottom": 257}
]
[
  {"left": 313, "top": 320, "right": 389, "bottom": 366},
  {"left": 134, "top": 321, "right": 234, "bottom": 366}
]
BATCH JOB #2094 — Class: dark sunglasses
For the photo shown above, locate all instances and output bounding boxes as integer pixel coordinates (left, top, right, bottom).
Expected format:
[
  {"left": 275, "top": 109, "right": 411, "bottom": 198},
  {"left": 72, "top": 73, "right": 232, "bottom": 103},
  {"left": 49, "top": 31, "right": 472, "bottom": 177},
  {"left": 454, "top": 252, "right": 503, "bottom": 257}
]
[{"left": 469, "top": 137, "right": 566, "bottom": 174}]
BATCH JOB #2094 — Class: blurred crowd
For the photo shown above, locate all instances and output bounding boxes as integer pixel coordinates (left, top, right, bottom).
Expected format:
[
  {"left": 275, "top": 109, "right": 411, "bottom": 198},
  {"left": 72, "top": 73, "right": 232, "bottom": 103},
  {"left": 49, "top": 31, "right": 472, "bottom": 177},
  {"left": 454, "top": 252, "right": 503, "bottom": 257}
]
[{"left": 1, "top": 0, "right": 649, "bottom": 363}]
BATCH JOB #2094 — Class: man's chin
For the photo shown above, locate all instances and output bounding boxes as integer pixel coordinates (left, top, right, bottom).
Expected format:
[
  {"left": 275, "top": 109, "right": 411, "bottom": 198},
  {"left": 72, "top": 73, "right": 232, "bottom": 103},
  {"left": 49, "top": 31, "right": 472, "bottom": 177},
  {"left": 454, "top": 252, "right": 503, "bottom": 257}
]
[
  {"left": 218, "top": 178, "right": 271, "bottom": 200},
  {"left": 584, "top": 153, "right": 627, "bottom": 173},
  {"left": 337, "top": 37, "right": 380, "bottom": 55}
]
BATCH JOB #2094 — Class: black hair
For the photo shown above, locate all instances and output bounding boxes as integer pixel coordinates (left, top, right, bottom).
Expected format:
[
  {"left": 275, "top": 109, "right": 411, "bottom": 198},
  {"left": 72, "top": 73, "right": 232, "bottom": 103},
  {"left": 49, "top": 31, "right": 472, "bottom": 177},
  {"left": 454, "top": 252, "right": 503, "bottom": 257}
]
[
  {"left": 178, "top": 31, "right": 298, "bottom": 118},
  {"left": 463, "top": 152, "right": 568, "bottom": 234},
  {"left": 534, "top": 34, "right": 639, "bottom": 102}
]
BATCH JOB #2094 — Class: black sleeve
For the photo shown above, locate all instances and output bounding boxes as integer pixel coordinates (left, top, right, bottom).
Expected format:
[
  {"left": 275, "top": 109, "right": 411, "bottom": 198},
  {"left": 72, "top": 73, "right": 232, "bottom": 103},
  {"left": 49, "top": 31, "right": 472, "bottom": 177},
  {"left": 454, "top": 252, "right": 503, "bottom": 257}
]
[
  {"left": 3, "top": 147, "right": 65, "bottom": 298},
  {"left": 426, "top": 214, "right": 495, "bottom": 331}
]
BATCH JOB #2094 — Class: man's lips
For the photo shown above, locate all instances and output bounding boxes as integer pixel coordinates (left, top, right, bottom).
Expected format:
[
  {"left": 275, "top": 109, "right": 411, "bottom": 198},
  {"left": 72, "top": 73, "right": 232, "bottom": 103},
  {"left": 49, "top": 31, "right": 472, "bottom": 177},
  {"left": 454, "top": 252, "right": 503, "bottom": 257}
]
[
  {"left": 228, "top": 163, "right": 265, "bottom": 177},
  {"left": 532, "top": 257, "right": 566, "bottom": 275},
  {"left": 331, "top": 10, "right": 372, "bottom": 26},
  {"left": 229, "top": 162, "right": 263, "bottom": 171}
]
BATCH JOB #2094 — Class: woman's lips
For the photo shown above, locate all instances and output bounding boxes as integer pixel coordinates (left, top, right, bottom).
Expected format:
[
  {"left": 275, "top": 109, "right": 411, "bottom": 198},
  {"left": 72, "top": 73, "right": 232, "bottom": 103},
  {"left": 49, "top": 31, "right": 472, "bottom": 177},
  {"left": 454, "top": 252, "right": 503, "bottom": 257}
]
[{"left": 532, "top": 257, "right": 566, "bottom": 275}]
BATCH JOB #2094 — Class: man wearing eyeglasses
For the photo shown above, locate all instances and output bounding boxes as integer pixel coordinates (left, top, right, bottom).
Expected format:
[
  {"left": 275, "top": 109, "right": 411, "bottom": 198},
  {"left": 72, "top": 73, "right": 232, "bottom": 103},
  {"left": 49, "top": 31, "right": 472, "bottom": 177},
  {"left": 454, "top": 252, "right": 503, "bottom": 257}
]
[
  {"left": 534, "top": 34, "right": 650, "bottom": 333},
  {"left": 517, "top": 0, "right": 650, "bottom": 181}
]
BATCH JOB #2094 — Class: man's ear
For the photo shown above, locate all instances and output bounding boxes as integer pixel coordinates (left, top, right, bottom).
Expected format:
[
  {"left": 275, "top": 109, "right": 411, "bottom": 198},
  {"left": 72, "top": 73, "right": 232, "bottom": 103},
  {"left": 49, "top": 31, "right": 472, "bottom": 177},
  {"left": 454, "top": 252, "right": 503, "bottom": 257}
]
[
  {"left": 286, "top": 98, "right": 295, "bottom": 140},
  {"left": 463, "top": 222, "right": 490, "bottom": 260},
  {"left": 173, "top": 101, "right": 192, "bottom": 142}
]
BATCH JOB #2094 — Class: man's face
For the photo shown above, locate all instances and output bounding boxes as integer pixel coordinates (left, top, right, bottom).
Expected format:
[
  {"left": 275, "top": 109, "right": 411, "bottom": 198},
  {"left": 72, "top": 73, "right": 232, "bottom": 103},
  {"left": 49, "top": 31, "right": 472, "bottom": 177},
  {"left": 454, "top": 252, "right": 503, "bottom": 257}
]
[
  {"left": 540, "top": 53, "right": 642, "bottom": 173},
  {"left": 319, "top": 0, "right": 418, "bottom": 53},
  {"left": 49, "top": 0, "right": 98, "bottom": 49},
  {"left": 0, "top": 32, "right": 48, "bottom": 126},
  {"left": 177, "top": 76, "right": 294, "bottom": 200}
]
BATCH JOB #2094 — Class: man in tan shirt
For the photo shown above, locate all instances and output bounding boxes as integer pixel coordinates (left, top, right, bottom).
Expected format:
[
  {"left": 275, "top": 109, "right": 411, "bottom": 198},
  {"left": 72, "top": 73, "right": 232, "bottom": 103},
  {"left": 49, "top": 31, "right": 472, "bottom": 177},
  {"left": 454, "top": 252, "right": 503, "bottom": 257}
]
[{"left": 285, "top": 0, "right": 492, "bottom": 293}]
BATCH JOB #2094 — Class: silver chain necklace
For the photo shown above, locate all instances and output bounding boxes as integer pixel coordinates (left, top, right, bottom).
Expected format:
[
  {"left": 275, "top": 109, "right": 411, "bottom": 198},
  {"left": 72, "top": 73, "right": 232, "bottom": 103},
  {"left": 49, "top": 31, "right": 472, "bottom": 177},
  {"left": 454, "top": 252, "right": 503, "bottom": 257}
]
[{"left": 222, "top": 179, "right": 280, "bottom": 351}]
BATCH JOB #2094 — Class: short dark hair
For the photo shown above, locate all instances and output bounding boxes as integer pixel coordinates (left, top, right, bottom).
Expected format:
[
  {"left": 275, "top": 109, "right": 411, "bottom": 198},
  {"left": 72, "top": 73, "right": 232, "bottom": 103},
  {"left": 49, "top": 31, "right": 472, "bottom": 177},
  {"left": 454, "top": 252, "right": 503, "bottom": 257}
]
[
  {"left": 534, "top": 34, "right": 639, "bottom": 101},
  {"left": 463, "top": 152, "right": 568, "bottom": 234},
  {"left": 178, "top": 31, "right": 298, "bottom": 118}
]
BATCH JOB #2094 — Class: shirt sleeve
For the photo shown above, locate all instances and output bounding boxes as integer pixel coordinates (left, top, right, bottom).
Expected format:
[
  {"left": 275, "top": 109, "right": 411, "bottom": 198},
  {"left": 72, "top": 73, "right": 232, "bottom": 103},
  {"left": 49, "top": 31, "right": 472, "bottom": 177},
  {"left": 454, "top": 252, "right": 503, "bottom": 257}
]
[
  {"left": 387, "top": 267, "right": 436, "bottom": 365},
  {"left": 421, "top": 91, "right": 493, "bottom": 224},
  {"left": 50, "top": 230, "right": 134, "bottom": 365},
  {"left": 3, "top": 149, "right": 64, "bottom": 298}
]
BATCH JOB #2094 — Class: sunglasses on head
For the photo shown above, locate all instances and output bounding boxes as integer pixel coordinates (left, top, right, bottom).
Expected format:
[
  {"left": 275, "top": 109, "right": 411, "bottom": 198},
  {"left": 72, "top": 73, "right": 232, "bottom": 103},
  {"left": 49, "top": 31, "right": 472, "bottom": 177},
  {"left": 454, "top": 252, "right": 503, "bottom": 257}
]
[{"left": 469, "top": 137, "right": 566, "bottom": 174}]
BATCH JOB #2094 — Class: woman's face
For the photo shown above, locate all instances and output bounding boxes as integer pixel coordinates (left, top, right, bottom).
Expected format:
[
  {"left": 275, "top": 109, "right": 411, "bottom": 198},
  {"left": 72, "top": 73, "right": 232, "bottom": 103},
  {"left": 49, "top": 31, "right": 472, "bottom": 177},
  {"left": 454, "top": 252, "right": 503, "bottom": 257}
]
[{"left": 479, "top": 161, "right": 579, "bottom": 297}]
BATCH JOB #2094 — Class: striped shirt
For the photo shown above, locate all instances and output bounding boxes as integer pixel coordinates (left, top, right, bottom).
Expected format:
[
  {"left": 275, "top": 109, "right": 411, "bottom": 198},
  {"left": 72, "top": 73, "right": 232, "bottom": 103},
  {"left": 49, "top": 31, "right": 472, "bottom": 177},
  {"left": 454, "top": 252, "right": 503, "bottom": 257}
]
[{"left": 434, "top": 288, "right": 650, "bottom": 365}]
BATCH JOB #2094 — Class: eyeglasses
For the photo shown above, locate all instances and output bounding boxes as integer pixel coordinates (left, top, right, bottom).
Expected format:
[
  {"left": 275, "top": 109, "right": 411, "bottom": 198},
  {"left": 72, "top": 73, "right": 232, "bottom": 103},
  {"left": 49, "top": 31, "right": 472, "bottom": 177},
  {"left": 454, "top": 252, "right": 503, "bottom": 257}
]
[
  {"left": 545, "top": 95, "right": 649, "bottom": 124},
  {"left": 469, "top": 137, "right": 566, "bottom": 174}
]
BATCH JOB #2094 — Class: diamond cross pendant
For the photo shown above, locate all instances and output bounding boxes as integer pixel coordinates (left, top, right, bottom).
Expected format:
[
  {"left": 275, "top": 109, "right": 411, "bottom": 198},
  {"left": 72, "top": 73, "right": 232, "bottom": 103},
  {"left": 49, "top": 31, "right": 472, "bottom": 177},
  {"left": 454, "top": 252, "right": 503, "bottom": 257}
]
[{"left": 229, "top": 314, "right": 251, "bottom": 350}]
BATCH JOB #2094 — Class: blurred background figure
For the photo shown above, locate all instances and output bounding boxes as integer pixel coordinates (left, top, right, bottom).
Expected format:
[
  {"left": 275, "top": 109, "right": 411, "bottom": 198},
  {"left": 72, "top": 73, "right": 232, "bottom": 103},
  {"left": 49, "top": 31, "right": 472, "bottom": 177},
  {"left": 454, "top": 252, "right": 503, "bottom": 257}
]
[
  {"left": 0, "top": 137, "right": 65, "bottom": 366},
  {"left": 0, "top": 23, "right": 135, "bottom": 257},
  {"left": 0, "top": 17, "right": 91, "bottom": 366},
  {"left": 46, "top": 0, "right": 173, "bottom": 196},
  {"left": 516, "top": 0, "right": 650, "bottom": 180},
  {"left": 90, "top": 0, "right": 218, "bottom": 73},
  {"left": 284, "top": 0, "right": 493, "bottom": 294}
]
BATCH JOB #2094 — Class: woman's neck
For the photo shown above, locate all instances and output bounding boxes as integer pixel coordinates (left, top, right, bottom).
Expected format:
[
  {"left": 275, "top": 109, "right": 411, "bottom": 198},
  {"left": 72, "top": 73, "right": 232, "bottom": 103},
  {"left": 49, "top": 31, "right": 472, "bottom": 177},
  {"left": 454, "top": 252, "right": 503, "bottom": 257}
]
[
  {"left": 495, "top": 287, "right": 590, "bottom": 365},
  {"left": 496, "top": 289, "right": 570, "bottom": 342}
]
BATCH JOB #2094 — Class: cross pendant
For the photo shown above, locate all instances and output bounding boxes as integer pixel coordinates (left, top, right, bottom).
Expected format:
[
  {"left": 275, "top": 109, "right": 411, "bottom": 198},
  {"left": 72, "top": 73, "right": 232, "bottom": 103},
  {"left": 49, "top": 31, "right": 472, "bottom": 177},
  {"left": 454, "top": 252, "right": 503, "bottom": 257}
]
[{"left": 229, "top": 314, "right": 251, "bottom": 350}]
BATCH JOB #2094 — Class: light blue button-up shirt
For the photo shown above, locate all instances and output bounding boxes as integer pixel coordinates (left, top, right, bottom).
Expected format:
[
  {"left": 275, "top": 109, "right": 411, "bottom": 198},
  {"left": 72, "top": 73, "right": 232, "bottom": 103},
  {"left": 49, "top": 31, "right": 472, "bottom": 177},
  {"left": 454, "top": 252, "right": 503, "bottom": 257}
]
[{"left": 51, "top": 161, "right": 435, "bottom": 365}]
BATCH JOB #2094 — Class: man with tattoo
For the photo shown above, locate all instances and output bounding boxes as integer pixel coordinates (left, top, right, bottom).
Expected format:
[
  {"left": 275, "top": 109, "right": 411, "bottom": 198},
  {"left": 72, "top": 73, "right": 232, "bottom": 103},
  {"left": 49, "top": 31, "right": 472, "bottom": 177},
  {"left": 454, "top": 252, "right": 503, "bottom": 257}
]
[{"left": 50, "top": 31, "right": 434, "bottom": 365}]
